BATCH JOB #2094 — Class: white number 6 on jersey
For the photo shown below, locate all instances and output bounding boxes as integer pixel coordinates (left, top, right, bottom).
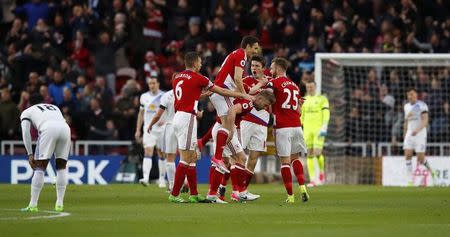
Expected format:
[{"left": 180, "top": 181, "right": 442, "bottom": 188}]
[{"left": 175, "top": 80, "right": 184, "bottom": 100}]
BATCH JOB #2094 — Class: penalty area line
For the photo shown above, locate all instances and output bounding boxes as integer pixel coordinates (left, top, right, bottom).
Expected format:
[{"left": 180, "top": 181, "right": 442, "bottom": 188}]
[{"left": 0, "top": 208, "right": 71, "bottom": 220}]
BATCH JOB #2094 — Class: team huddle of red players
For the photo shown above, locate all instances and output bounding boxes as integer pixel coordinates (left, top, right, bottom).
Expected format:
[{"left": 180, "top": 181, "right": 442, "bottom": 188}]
[{"left": 169, "top": 36, "right": 309, "bottom": 204}]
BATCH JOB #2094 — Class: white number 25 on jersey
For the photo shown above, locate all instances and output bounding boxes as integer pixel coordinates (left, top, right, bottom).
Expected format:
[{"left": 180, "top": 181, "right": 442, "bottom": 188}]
[{"left": 282, "top": 88, "right": 299, "bottom": 110}]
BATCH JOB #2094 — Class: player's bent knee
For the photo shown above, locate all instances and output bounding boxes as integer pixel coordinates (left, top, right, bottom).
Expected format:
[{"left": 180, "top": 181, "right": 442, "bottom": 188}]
[
  {"left": 55, "top": 158, "right": 67, "bottom": 170},
  {"left": 34, "top": 160, "right": 49, "bottom": 170}
]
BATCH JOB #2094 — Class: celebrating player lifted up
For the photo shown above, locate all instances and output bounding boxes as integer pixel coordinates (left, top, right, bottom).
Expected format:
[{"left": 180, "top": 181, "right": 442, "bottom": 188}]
[
  {"left": 209, "top": 36, "right": 260, "bottom": 173},
  {"left": 168, "top": 52, "right": 251, "bottom": 203},
  {"left": 207, "top": 90, "right": 276, "bottom": 203},
  {"left": 268, "top": 57, "right": 309, "bottom": 203}
]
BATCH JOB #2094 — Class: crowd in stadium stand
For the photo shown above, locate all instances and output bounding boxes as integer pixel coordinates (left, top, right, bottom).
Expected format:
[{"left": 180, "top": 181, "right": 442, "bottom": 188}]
[{"left": 0, "top": 0, "right": 449, "bottom": 143}]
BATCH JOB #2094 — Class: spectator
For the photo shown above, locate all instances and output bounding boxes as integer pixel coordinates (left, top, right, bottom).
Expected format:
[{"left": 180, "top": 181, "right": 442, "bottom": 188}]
[
  {"left": 0, "top": 88, "right": 19, "bottom": 139},
  {"left": 143, "top": 51, "right": 159, "bottom": 79},
  {"left": 60, "top": 87, "right": 77, "bottom": 116},
  {"left": 60, "top": 59, "right": 79, "bottom": 85},
  {"left": 113, "top": 85, "right": 138, "bottom": 140},
  {"left": 91, "top": 31, "right": 126, "bottom": 94},
  {"left": 48, "top": 70, "right": 72, "bottom": 106},
  {"left": 13, "top": 0, "right": 54, "bottom": 30},
  {"left": 94, "top": 76, "right": 114, "bottom": 111},
  {"left": 86, "top": 97, "right": 109, "bottom": 140},
  {"left": 39, "top": 85, "right": 53, "bottom": 104},
  {"left": 70, "top": 31, "right": 91, "bottom": 72},
  {"left": 25, "top": 72, "right": 42, "bottom": 94},
  {"left": 184, "top": 17, "right": 203, "bottom": 52}
]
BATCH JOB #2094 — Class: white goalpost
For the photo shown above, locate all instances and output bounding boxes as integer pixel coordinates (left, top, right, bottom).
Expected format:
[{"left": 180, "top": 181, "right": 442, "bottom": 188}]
[{"left": 314, "top": 53, "right": 450, "bottom": 185}]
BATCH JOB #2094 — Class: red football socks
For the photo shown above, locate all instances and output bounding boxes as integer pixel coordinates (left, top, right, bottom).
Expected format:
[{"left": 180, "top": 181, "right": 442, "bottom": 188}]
[
  {"left": 171, "top": 161, "right": 189, "bottom": 196},
  {"left": 214, "top": 129, "right": 229, "bottom": 160},
  {"left": 186, "top": 164, "right": 198, "bottom": 195},
  {"left": 230, "top": 164, "right": 246, "bottom": 192},
  {"left": 281, "top": 163, "right": 293, "bottom": 195},
  {"left": 201, "top": 125, "right": 213, "bottom": 146},
  {"left": 292, "top": 159, "right": 305, "bottom": 185},
  {"left": 221, "top": 171, "right": 231, "bottom": 186},
  {"left": 244, "top": 169, "right": 254, "bottom": 189},
  {"left": 208, "top": 166, "right": 224, "bottom": 195}
]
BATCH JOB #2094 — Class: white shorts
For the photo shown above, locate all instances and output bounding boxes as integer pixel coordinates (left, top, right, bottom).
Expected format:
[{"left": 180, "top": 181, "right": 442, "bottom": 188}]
[
  {"left": 403, "top": 130, "right": 427, "bottom": 153},
  {"left": 240, "top": 121, "right": 268, "bottom": 152},
  {"left": 173, "top": 111, "right": 197, "bottom": 151},
  {"left": 162, "top": 123, "right": 177, "bottom": 154},
  {"left": 210, "top": 93, "right": 234, "bottom": 117},
  {"left": 275, "top": 127, "right": 306, "bottom": 157},
  {"left": 143, "top": 125, "right": 163, "bottom": 149},
  {"left": 35, "top": 122, "right": 71, "bottom": 160},
  {"left": 157, "top": 124, "right": 166, "bottom": 149},
  {"left": 212, "top": 122, "right": 243, "bottom": 157}
]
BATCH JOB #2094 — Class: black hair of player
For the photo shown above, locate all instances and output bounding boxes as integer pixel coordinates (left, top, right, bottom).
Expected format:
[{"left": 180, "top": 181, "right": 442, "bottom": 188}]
[
  {"left": 184, "top": 51, "right": 200, "bottom": 68},
  {"left": 251, "top": 54, "right": 265, "bottom": 66},
  {"left": 29, "top": 93, "right": 44, "bottom": 105},
  {"left": 406, "top": 87, "right": 417, "bottom": 93},
  {"left": 241, "top": 36, "right": 259, "bottom": 49}
]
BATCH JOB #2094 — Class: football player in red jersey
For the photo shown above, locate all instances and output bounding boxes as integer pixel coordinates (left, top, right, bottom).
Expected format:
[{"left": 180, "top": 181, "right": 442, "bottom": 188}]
[
  {"left": 207, "top": 90, "right": 276, "bottom": 203},
  {"left": 168, "top": 52, "right": 252, "bottom": 203},
  {"left": 268, "top": 57, "right": 310, "bottom": 204},
  {"left": 208, "top": 36, "right": 260, "bottom": 173},
  {"left": 221, "top": 55, "right": 269, "bottom": 200}
]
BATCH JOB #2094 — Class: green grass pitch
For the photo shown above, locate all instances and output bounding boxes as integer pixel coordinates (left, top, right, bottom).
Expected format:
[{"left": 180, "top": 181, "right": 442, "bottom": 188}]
[{"left": 0, "top": 184, "right": 449, "bottom": 237}]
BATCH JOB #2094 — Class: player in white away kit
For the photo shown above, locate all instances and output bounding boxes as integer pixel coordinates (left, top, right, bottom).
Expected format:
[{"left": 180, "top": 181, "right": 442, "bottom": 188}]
[
  {"left": 403, "top": 88, "right": 434, "bottom": 186},
  {"left": 135, "top": 76, "right": 165, "bottom": 187},
  {"left": 20, "top": 94, "right": 71, "bottom": 212},
  {"left": 147, "top": 90, "right": 177, "bottom": 191}
]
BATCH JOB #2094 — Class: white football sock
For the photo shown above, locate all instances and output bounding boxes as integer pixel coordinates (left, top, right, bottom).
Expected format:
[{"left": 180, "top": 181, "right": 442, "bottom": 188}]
[
  {"left": 406, "top": 160, "right": 412, "bottom": 174},
  {"left": 142, "top": 157, "right": 152, "bottom": 182},
  {"left": 29, "top": 170, "right": 45, "bottom": 207},
  {"left": 56, "top": 169, "right": 67, "bottom": 206},
  {"left": 166, "top": 162, "right": 176, "bottom": 189},
  {"left": 158, "top": 158, "right": 166, "bottom": 183},
  {"left": 406, "top": 159, "right": 413, "bottom": 182}
]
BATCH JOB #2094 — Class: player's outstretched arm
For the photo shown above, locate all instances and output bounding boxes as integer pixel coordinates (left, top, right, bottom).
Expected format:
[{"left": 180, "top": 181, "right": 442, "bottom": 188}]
[
  {"left": 210, "top": 85, "right": 253, "bottom": 101},
  {"left": 403, "top": 118, "right": 408, "bottom": 138},
  {"left": 225, "top": 104, "right": 243, "bottom": 142},
  {"left": 21, "top": 119, "right": 33, "bottom": 156},
  {"left": 234, "top": 67, "right": 246, "bottom": 94},
  {"left": 320, "top": 97, "right": 330, "bottom": 136},
  {"left": 135, "top": 109, "right": 144, "bottom": 140},
  {"left": 248, "top": 76, "right": 269, "bottom": 95},
  {"left": 147, "top": 107, "right": 165, "bottom": 133},
  {"left": 413, "top": 112, "right": 429, "bottom": 135},
  {"left": 209, "top": 86, "right": 253, "bottom": 100}
]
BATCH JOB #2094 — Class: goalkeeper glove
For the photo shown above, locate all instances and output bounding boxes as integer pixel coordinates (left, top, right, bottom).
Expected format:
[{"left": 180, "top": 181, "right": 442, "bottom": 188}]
[{"left": 319, "top": 124, "right": 328, "bottom": 137}]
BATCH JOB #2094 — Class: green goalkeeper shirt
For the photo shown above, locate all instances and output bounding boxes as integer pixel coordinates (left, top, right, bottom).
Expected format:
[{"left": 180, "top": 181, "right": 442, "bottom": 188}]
[{"left": 301, "top": 94, "right": 330, "bottom": 130}]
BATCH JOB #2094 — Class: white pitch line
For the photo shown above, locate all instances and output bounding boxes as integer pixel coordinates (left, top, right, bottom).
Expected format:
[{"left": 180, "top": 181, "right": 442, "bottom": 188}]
[{"left": 0, "top": 208, "right": 71, "bottom": 220}]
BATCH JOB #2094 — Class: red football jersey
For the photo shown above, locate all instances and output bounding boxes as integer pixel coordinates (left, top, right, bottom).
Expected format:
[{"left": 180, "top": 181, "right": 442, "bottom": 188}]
[
  {"left": 216, "top": 98, "right": 253, "bottom": 127},
  {"left": 214, "top": 48, "right": 247, "bottom": 89},
  {"left": 241, "top": 75, "right": 271, "bottom": 126},
  {"left": 243, "top": 76, "right": 258, "bottom": 94},
  {"left": 268, "top": 76, "right": 302, "bottom": 128},
  {"left": 173, "top": 70, "right": 213, "bottom": 113}
]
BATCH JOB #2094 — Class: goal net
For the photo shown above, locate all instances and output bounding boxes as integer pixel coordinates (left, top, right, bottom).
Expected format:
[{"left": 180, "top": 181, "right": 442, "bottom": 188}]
[{"left": 314, "top": 53, "right": 450, "bottom": 185}]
